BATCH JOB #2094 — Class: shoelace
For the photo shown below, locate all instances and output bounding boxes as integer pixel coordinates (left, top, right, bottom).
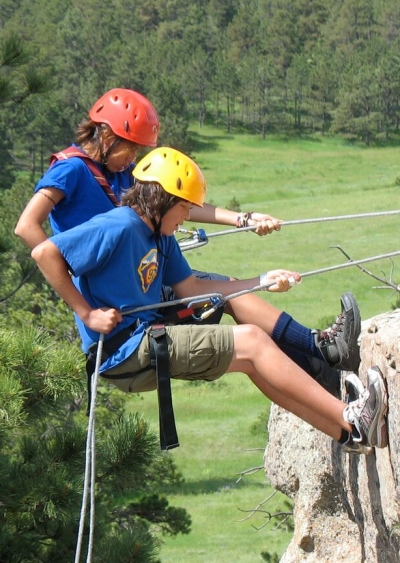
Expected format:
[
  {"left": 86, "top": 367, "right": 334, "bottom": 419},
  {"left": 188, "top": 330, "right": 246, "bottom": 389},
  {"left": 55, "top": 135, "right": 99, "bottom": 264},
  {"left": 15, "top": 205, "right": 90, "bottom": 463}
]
[
  {"left": 344, "top": 388, "right": 370, "bottom": 422},
  {"left": 319, "top": 313, "right": 345, "bottom": 344}
]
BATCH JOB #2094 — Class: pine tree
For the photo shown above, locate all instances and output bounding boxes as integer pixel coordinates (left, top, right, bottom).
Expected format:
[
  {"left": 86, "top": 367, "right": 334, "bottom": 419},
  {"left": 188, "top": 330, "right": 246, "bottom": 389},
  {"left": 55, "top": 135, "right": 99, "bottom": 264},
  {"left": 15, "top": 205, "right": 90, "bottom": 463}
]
[{"left": 0, "top": 322, "right": 190, "bottom": 562}]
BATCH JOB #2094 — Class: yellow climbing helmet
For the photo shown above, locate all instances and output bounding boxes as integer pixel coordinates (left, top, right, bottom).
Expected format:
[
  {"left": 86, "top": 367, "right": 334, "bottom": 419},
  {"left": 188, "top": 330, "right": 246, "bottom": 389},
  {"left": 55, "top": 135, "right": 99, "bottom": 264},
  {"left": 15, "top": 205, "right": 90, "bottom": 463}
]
[{"left": 133, "top": 147, "right": 206, "bottom": 207}]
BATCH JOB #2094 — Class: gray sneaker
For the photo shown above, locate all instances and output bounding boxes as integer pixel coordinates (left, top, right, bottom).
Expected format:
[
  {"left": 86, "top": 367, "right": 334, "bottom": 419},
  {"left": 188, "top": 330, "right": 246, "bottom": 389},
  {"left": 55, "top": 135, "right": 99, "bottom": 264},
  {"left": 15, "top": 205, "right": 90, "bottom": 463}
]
[
  {"left": 342, "top": 373, "right": 373, "bottom": 455},
  {"left": 343, "top": 367, "right": 388, "bottom": 448},
  {"left": 313, "top": 292, "right": 361, "bottom": 373}
]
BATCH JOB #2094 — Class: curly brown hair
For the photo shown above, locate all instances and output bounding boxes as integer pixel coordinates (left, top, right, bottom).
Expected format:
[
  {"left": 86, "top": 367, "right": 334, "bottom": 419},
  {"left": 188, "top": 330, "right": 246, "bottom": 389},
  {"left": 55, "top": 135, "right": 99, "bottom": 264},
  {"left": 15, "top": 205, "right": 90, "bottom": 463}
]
[{"left": 121, "top": 180, "right": 182, "bottom": 224}]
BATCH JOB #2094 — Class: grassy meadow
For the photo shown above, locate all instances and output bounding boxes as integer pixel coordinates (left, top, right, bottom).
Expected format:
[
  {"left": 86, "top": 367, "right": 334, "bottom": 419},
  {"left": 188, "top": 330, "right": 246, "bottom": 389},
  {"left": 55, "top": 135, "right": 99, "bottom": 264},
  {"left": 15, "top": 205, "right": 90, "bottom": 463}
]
[{"left": 127, "top": 127, "right": 400, "bottom": 562}]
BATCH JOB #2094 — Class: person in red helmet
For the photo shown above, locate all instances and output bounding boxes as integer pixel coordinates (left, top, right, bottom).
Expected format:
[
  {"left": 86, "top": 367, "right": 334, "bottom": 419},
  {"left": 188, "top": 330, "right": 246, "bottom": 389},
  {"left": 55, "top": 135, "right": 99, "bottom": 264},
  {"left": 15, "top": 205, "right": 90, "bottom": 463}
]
[{"left": 15, "top": 88, "right": 159, "bottom": 246}]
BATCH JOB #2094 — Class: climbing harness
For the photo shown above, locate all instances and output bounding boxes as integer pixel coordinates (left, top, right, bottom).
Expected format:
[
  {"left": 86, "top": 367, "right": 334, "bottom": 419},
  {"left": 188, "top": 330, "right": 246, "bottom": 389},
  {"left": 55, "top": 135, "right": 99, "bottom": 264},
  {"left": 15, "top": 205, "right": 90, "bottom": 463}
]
[
  {"left": 84, "top": 293, "right": 223, "bottom": 442},
  {"left": 177, "top": 209, "right": 400, "bottom": 251}
]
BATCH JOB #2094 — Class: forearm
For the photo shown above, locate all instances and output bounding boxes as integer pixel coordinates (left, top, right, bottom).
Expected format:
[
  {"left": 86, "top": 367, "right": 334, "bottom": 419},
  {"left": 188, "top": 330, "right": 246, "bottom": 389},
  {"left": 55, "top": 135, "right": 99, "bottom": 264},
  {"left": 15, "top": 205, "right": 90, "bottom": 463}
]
[
  {"left": 189, "top": 203, "right": 238, "bottom": 226},
  {"left": 172, "top": 270, "right": 300, "bottom": 299},
  {"left": 31, "top": 241, "right": 93, "bottom": 321},
  {"left": 188, "top": 203, "right": 282, "bottom": 235}
]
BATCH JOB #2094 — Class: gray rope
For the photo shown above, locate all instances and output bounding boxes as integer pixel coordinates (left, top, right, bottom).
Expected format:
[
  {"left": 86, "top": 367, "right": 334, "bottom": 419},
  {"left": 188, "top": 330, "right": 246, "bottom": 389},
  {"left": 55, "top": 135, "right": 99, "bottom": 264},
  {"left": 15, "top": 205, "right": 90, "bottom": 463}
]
[
  {"left": 75, "top": 333, "right": 104, "bottom": 563},
  {"left": 178, "top": 209, "right": 400, "bottom": 239},
  {"left": 121, "top": 292, "right": 223, "bottom": 317}
]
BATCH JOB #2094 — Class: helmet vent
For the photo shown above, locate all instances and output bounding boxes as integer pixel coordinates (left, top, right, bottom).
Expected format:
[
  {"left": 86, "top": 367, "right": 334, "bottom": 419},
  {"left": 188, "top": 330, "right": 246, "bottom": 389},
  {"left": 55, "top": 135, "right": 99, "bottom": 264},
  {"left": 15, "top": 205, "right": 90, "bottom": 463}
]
[
  {"left": 124, "top": 120, "right": 129, "bottom": 132},
  {"left": 176, "top": 178, "right": 182, "bottom": 190},
  {"left": 142, "top": 163, "right": 151, "bottom": 172},
  {"left": 95, "top": 104, "right": 104, "bottom": 114}
]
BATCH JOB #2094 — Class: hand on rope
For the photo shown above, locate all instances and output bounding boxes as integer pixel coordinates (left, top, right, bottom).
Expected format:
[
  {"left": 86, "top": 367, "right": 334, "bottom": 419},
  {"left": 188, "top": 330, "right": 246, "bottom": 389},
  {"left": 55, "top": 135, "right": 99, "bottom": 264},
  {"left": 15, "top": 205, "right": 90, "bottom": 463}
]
[
  {"left": 243, "top": 212, "right": 282, "bottom": 236},
  {"left": 259, "top": 270, "right": 302, "bottom": 292},
  {"left": 83, "top": 307, "right": 122, "bottom": 334}
]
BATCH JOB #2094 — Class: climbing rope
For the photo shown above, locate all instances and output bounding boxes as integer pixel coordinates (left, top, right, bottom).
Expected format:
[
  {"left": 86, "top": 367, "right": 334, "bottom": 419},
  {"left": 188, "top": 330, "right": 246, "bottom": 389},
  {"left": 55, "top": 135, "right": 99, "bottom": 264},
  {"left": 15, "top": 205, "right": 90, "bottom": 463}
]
[
  {"left": 75, "top": 333, "right": 104, "bottom": 563},
  {"left": 177, "top": 209, "right": 400, "bottom": 251}
]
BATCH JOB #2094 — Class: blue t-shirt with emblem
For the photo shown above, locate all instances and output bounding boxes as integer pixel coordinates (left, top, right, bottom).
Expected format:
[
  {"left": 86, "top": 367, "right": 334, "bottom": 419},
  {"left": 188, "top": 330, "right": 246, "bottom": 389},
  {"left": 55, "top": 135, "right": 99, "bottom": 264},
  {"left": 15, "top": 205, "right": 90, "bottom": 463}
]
[{"left": 50, "top": 206, "right": 192, "bottom": 371}]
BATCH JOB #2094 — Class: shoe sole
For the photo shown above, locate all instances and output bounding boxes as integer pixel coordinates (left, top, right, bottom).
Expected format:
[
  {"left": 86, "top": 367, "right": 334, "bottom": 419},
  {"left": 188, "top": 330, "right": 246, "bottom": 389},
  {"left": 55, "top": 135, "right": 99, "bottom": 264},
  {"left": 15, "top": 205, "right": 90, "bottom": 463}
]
[
  {"left": 366, "top": 366, "right": 388, "bottom": 448},
  {"left": 338, "top": 292, "right": 361, "bottom": 373}
]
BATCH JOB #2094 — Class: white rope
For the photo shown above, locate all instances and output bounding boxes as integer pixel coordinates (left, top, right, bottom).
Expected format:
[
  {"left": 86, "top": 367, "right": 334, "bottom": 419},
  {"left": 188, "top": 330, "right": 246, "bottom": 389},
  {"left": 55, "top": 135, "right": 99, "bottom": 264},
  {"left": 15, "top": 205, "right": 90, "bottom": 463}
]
[{"left": 74, "top": 333, "right": 104, "bottom": 563}]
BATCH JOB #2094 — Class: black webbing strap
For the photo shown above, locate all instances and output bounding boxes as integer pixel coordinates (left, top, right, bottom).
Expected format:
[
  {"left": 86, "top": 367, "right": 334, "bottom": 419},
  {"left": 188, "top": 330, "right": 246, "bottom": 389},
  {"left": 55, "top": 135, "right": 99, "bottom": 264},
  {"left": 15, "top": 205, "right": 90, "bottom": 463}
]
[{"left": 149, "top": 324, "right": 179, "bottom": 450}]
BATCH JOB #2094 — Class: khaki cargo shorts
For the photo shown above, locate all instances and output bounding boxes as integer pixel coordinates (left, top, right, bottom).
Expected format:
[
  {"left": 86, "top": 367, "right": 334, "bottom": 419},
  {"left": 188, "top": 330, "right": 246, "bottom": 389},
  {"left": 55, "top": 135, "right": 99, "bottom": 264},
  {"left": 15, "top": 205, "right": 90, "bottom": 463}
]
[{"left": 101, "top": 323, "right": 234, "bottom": 393}]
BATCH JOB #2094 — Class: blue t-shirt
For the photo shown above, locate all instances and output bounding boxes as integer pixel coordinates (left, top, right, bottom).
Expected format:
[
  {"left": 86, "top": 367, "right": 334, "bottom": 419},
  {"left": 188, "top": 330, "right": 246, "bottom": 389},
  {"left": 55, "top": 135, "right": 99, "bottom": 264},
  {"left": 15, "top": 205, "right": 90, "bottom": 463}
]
[
  {"left": 35, "top": 144, "right": 134, "bottom": 234},
  {"left": 50, "top": 206, "right": 192, "bottom": 370}
]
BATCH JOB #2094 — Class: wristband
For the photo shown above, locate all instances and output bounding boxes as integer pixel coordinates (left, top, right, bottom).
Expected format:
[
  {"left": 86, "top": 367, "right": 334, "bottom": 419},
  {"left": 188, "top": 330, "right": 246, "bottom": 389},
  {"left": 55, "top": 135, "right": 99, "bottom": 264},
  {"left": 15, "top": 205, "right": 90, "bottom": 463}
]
[
  {"left": 259, "top": 272, "right": 270, "bottom": 290},
  {"left": 236, "top": 211, "right": 254, "bottom": 228},
  {"left": 260, "top": 273, "right": 299, "bottom": 290}
]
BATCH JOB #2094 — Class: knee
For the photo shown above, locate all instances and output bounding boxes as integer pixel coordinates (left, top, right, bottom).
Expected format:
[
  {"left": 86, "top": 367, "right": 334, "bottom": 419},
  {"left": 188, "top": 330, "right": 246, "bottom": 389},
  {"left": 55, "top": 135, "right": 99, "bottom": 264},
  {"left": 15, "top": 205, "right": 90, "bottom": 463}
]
[{"left": 233, "top": 323, "right": 271, "bottom": 352}]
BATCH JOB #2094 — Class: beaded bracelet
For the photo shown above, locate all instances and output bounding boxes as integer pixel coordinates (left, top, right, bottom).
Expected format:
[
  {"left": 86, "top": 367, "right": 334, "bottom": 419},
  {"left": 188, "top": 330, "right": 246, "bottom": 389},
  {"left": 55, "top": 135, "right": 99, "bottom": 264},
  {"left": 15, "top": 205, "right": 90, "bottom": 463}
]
[{"left": 236, "top": 211, "right": 254, "bottom": 228}]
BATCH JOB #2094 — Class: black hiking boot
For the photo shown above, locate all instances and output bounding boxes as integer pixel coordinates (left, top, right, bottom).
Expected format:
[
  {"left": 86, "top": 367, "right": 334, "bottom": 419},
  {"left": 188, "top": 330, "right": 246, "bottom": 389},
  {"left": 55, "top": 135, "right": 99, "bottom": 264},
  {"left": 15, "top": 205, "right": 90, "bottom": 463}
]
[{"left": 313, "top": 292, "right": 361, "bottom": 373}]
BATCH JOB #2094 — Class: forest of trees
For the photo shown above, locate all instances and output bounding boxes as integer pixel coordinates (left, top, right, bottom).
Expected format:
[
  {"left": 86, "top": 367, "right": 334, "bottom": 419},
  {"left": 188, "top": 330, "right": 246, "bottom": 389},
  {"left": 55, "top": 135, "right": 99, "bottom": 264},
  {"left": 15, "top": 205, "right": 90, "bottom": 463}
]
[
  {"left": 1, "top": 0, "right": 400, "bottom": 560},
  {"left": 2, "top": 0, "right": 400, "bottom": 184}
]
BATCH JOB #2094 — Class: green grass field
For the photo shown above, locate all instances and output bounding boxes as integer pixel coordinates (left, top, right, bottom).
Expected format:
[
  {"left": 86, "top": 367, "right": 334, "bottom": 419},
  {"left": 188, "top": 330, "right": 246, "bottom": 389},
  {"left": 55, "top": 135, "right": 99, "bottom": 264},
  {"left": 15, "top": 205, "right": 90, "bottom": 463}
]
[{"left": 127, "top": 127, "right": 400, "bottom": 562}]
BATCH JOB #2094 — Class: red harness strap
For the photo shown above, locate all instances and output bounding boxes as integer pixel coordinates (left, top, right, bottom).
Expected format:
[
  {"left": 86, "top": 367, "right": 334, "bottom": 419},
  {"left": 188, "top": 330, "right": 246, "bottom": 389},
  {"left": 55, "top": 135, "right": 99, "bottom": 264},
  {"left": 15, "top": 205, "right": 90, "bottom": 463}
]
[{"left": 49, "top": 146, "right": 119, "bottom": 206}]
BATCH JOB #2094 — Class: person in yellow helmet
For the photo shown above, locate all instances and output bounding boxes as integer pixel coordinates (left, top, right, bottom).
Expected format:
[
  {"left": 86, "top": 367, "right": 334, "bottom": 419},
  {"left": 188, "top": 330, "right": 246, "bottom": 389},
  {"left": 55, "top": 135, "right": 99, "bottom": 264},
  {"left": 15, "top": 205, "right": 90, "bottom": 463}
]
[
  {"left": 31, "top": 147, "right": 388, "bottom": 455},
  {"left": 15, "top": 88, "right": 361, "bottom": 400}
]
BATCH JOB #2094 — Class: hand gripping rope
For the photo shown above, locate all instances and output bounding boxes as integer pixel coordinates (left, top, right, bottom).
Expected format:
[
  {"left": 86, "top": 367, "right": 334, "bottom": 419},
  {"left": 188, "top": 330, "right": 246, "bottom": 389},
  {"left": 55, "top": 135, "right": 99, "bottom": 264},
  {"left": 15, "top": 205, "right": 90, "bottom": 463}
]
[
  {"left": 177, "top": 209, "right": 400, "bottom": 251},
  {"left": 75, "top": 247, "right": 400, "bottom": 562}
]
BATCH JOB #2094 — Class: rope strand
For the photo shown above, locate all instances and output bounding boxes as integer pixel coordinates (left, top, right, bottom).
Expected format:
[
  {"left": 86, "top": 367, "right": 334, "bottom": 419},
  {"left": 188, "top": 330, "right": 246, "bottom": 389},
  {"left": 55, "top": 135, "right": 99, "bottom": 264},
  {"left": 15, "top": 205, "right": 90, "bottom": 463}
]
[
  {"left": 75, "top": 333, "right": 104, "bottom": 563},
  {"left": 177, "top": 209, "right": 400, "bottom": 241}
]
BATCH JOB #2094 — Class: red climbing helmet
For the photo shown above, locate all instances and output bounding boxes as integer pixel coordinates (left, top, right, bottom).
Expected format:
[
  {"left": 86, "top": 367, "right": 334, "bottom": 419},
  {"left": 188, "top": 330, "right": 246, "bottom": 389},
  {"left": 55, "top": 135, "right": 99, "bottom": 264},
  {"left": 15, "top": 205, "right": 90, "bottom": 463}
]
[{"left": 89, "top": 88, "right": 160, "bottom": 147}]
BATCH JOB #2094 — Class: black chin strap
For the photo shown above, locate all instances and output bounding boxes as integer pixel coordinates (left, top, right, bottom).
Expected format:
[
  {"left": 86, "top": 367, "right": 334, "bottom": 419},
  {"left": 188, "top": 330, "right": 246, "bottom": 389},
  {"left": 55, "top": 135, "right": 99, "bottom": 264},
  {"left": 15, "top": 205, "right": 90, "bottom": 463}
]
[{"left": 101, "top": 137, "right": 122, "bottom": 166}]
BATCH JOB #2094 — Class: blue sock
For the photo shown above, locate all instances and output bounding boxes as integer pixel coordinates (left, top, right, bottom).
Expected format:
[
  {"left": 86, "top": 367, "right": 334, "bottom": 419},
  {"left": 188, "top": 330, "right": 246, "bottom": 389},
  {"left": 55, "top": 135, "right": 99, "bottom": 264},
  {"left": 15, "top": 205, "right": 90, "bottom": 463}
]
[{"left": 271, "top": 312, "right": 324, "bottom": 360}]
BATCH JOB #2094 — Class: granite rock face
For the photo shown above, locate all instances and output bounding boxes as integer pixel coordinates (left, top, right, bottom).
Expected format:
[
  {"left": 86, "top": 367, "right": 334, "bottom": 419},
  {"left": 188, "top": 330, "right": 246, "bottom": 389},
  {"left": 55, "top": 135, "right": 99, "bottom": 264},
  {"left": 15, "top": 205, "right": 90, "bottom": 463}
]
[{"left": 265, "top": 310, "right": 400, "bottom": 563}]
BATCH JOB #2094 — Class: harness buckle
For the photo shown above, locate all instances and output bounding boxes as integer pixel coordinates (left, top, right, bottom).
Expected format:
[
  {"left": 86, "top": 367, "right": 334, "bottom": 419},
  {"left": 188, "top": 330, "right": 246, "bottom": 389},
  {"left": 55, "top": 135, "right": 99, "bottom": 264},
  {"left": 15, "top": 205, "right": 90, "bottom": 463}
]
[{"left": 188, "top": 296, "right": 224, "bottom": 321}]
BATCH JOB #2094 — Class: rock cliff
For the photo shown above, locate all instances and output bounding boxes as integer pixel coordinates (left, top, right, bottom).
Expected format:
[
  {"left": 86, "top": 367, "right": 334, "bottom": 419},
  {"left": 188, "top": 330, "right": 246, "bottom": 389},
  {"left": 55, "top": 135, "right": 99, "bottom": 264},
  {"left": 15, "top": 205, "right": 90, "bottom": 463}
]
[{"left": 265, "top": 309, "right": 400, "bottom": 563}]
